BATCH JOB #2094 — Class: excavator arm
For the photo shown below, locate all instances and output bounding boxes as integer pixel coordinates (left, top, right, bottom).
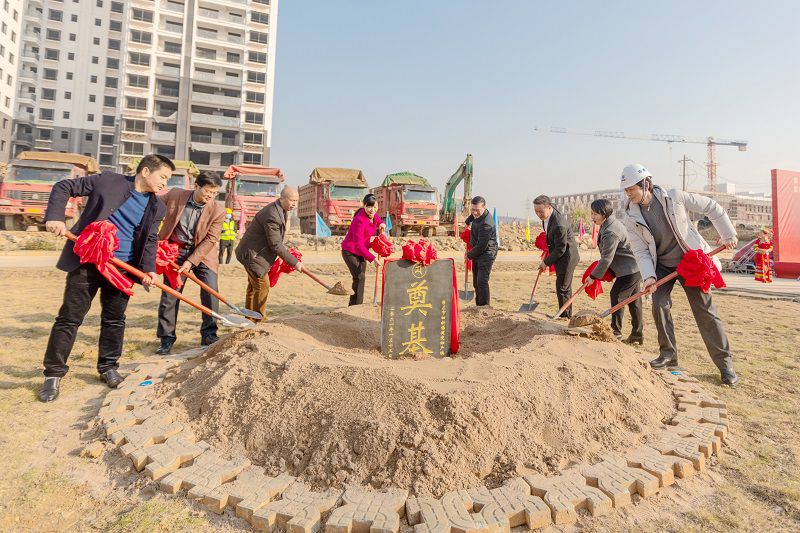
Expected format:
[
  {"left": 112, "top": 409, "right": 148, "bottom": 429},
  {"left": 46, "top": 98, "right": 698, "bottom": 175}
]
[{"left": 440, "top": 154, "right": 473, "bottom": 225}]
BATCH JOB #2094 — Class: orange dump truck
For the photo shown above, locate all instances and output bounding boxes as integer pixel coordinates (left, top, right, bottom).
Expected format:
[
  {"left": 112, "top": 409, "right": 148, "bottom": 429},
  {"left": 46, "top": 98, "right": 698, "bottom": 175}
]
[
  {"left": 0, "top": 152, "right": 99, "bottom": 230},
  {"left": 372, "top": 172, "right": 439, "bottom": 237},
  {"left": 298, "top": 168, "right": 370, "bottom": 235},
  {"left": 222, "top": 165, "right": 285, "bottom": 228}
]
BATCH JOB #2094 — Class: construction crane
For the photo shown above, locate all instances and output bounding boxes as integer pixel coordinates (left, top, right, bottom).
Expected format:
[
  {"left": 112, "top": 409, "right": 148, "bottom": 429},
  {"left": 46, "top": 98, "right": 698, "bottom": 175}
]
[{"left": 535, "top": 127, "right": 748, "bottom": 192}]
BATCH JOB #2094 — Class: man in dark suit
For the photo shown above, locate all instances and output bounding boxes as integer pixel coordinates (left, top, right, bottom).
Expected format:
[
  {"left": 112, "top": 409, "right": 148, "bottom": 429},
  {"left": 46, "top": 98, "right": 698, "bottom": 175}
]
[
  {"left": 155, "top": 171, "right": 227, "bottom": 354},
  {"left": 534, "top": 195, "right": 580, "bottom": 318},
  {"left": 464, "top": 196, "right": 498, "bottom": 306},
  {"left": 38, "top": 154, "right": 173, "bottom": 402},
  {"left": 235, "top": 186, "right": 305, "bottom": 321}
]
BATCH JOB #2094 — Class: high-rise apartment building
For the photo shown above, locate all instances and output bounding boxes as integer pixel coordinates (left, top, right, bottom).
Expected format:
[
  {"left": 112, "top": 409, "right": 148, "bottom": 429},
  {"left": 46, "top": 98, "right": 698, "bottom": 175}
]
[
  {"left": 0, "top": 0, "right": 24, "bottom": 163},
  {"left": 10, "top": 0, "right": 278, "bottom": 172}
]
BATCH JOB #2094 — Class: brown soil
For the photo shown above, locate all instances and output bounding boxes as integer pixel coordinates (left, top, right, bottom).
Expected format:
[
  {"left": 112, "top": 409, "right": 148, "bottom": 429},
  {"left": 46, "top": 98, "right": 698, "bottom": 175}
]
[{"left": 154, "top": 305, "right": 675, "bottom": 497}]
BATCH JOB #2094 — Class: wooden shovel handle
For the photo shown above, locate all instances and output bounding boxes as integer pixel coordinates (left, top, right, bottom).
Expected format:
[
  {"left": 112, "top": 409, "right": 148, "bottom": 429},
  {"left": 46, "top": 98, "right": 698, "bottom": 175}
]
[
  {"left": 601, "top": 244, "right": 727, "bottom": 318},
  {"left": 553, "top": 278, "right": 592, "bottom": 319},
  {"left": 169, "top": 260, "right": 229, "bottom": 305},
  {"left": 302, "top": 267, "right": 333, "bottom": 290},
  {"left": 528, "top": 270, "right": 542, "bottom": 305},
  {"left": 65, "top": 232, "right": 219, "bottom": 319}
]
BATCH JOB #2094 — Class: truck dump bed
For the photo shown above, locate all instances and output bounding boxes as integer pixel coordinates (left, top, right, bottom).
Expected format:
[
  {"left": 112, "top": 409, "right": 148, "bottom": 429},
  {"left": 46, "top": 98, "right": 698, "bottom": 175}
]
[
  {"left": 308, "top": 168, "right": 367, "bottom": 186},
  {"left": 16, "top": 151, "right": 100, "bottom": 174},
  {"left": 380, "top": 172, "right": 431, "bottom": 188}
]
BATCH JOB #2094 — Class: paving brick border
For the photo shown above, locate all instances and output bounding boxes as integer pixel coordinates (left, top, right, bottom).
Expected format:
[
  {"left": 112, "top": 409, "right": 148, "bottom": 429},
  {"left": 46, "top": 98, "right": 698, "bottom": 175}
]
[{"left": 87, "top": 348, "right": 730, "bottom": 532}]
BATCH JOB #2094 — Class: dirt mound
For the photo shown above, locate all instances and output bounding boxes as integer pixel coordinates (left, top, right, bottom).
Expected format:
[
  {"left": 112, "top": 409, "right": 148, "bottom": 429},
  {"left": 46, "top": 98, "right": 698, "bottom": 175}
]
[{"left": 155, "top": 306, "right": 675, "bottom": 497}]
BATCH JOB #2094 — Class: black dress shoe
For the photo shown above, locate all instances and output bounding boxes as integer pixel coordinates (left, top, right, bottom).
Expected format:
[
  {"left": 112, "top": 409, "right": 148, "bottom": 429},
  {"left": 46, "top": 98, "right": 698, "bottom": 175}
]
[
  {"left": 100, "top": 368, "right": 124, "bottom": 389},
  {"left": 721, "top": 371, "right": 740, "bottom": 388},
  {"left": 649, "top": 354, "right": 678, "bottom": 369},
  {"left": 37, "top": 377, "right": 61, "bottom": 402},
  {"left": 613, "top": 332, "right": 624, "bottom": 341},
  {"left": 156, "top": 338, "right": 175, "bottom": 355},
  {"left": 201, "top": 334, "right": 220, "bottom": 347},
  {"left": 623, "top": 335, "right": 644, "bottom": 346}
]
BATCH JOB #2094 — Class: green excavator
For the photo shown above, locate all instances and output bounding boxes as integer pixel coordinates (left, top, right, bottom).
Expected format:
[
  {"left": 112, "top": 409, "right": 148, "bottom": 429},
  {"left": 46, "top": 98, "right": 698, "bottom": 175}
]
[{"left": 439, "top": 154, "right": 473, "bottom": 235}]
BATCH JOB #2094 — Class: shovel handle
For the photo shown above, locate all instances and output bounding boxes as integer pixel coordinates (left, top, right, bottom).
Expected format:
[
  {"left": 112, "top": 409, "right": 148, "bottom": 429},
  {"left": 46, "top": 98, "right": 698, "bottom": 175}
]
[
  {"left": 528, "top": 270, "right": 543, "bottom": 305},
  {"left": 302, "top": 267, "right": 333, "bottom": 291},
  {"left": 372, "top": 258, "right": 380, "bottom": 305},
  {"left": 600, "top": 244, "right": 727, "bottom": 318},
  {"left": 65, "top": 231, "right": 220, "bottom": 320},
  {"left": 553, "top": 278, "right": 591, "bottom": 319},
  {"left": 169, "top": 260, "right": 229, "bottom": 305}
]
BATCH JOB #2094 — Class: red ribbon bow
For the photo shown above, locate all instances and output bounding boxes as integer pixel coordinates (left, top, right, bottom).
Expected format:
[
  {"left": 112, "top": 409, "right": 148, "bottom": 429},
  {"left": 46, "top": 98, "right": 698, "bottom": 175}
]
[
  {"left": 401, "top": 239, "right": 438, "bottom": 266},
  {"left": 534, "top": 231, "right": 556, "bottom": 274},
  {"left": 73, "top": 221, "right": 135, "bottom": 296},
  {"left": 581, "top": 261, "right": 615, "bottom": 300},
  {"left": 460, "top": 227, "right": 473, "bottom": 271},
  {"left": 155, "top": 240, "right": 184, "bottom": 289},
  {"left": 370, "top": 233, "right": 394, "bottom": 258},
  {"left": 268, "top": 248, "right": 303, "bottom": 287},
  {"left": 677, "top": 249, "right": 726, "bottom": 293}
]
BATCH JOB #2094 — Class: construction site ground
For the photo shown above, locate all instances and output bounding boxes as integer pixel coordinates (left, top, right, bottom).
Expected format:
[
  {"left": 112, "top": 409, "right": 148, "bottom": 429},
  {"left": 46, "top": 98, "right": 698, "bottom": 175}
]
[{"left": 1, "top": 246, "right": 799, "bottom": 531}]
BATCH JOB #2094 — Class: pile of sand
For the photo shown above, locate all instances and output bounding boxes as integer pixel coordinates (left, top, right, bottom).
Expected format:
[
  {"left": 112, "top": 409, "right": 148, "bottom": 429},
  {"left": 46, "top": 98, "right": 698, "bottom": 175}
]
[{"left": 155, "top": 306, "right": 675, "bottom": 497}]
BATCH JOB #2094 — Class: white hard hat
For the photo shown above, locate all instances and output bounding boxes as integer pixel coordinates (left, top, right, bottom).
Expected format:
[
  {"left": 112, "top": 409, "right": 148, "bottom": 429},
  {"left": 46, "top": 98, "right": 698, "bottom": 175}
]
[{"left": 620, "top": 164, "right": 652, "bottom": 189}]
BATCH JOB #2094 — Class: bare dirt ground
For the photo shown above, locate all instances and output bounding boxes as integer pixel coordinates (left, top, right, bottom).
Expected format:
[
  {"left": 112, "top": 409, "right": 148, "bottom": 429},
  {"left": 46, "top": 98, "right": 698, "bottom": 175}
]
[{"left": 1, "top": 247, "right": 799, "bottom": 532}]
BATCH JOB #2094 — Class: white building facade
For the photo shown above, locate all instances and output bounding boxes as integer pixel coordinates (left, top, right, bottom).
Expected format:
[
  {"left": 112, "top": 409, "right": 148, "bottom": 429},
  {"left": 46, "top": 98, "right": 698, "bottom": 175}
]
[
  {"left": 0, "top": 0, "right": 24, "bottom": 163},
  {"left": 10, "top": 0, "right": 278, "bottom": 172}
]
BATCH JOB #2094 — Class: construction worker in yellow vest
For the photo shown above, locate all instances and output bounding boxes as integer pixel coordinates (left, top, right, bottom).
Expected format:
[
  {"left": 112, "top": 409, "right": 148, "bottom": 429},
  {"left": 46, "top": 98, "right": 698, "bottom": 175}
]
[{"left": 218, "top": 208, "right": 236, "bottom": 265}]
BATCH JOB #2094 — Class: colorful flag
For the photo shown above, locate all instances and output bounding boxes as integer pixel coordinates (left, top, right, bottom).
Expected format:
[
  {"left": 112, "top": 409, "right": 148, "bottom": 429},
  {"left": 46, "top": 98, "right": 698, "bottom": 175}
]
[
  {"left": 385, "top": 211, "right": 392, "bottom": 233},
  {"left": 315, "top": 212, "right": 332, "bottom": 238},
  {"left": 591, "top": 223, "right": 600, "bottom": 246},
  {"left": 579, "top": 219, "right": 586, "bottom": 239},
  {"left": 525, "top": 217, "right": 531, "bottom": 242},
  {"left": 493, "top": 208, "right": 500, "bottom": 247}
]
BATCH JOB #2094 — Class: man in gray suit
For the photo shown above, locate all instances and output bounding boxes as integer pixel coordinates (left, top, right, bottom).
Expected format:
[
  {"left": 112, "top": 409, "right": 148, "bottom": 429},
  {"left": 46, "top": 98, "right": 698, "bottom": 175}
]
[
  {"left": 621, "top": 164, "right": 739, "bottom": 387},
  {"left": 235, "top": 186, "right": 304, "bottom": 322}
]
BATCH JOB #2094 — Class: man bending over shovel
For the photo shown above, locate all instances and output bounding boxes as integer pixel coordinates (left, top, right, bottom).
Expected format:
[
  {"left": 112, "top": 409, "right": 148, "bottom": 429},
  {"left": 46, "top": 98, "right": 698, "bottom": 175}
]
[
  {"left": 235, "top": 186, "right": 304, "bottom": 322},
  {"left": 37, "top": 154, "right": 173, "bottom": 402},
  {"left": 621, "top": 164, "right": 739, "bottom": 387},
  {"left": 155, "top": 171, "right": 226, "bottom": 355}
]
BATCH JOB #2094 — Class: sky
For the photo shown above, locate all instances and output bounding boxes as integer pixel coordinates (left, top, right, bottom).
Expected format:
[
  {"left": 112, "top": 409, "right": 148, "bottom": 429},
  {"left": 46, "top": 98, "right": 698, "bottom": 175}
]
[{"left": 269, "top": 0, "right": 800, "bottom": 217}]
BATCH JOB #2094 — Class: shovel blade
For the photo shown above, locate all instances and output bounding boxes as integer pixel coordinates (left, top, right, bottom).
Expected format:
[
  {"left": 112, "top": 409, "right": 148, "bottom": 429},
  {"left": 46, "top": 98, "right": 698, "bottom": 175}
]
[
  {"left": 219, "top": 313, "right": 256, "bottom": 329},
  {"left": 228, "top": 303, "right": 263, "bottom": 321},
  {"left": 518, "top": 301, "right": 539, "bottom": 313},
  {"left": 459, "top": 290, "right": 475, "bottom": 301}
]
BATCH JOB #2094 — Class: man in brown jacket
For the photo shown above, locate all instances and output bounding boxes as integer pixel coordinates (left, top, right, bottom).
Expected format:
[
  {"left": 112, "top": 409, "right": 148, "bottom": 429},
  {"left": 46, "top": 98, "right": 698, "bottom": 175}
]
[
  {"left": 235, "top": 186, "right": 304, "bottom": 321},
  {"left": 156, "top": 171, "right": 226, "bottom": 354}
]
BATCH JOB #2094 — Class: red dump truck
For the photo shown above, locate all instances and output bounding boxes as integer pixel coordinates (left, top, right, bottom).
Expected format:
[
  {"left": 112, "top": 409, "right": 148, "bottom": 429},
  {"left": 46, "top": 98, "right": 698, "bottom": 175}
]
[
  {"left": 372, "top": 172, "right": 439, "bottom": 237},
  {"left": 222, "top": 165, "right": 284, "bottom": 228},
  {"left": 0, "top": 152, "right": 99, "bottom": 230},
  {"left": 298, "top": 168, "right": 370, "bottom": 235}
]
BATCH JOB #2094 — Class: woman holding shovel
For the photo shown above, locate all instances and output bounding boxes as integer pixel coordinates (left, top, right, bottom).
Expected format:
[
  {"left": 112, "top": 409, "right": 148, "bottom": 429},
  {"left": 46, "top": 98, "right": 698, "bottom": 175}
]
[
  {"left": 587, "top": 199, "right": 644, "bottom": 344},
  {"left": 621, "top": 164, "right": 739, "bottom": 387},
  {"left": 341, "top": 194, "right": 386, "bottom": 306}
]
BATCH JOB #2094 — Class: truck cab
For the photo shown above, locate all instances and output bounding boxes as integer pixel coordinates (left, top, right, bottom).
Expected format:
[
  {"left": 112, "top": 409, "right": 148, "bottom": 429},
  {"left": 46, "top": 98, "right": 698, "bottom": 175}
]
[
  {"left": 372, "top": 172, "right": 439, "bottom": 237},
  {"left": 222, "top": 165, "right": 284, "bottom": 228},
  {"left": 298, "top": 168, "right": 369, "bottom": 235}
]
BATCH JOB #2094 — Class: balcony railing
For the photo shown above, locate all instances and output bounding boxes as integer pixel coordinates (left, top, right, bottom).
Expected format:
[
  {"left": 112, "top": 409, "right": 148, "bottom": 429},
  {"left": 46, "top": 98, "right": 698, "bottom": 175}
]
[
  {"left": 15, "top": 111, "right": 35, "bottom": 122},
  {"left": 190, "top": 113, "right": 240, "bottom": 128},
  {"left": 151, "top": 130, "right": 177, "bottom": 142},
  {"left": 158, "top": 66, "right": 181, "bottom": 77},
  {"left": 191, "top": 92, "right": 241, "bottom": 107}
]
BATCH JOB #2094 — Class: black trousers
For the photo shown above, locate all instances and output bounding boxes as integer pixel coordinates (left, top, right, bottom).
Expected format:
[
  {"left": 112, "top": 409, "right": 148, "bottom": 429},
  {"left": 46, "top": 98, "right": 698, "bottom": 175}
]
[
  {"left": 157, "top": 262, "right": 219, "bottom": 341},
  {"left": 554, "top": 253, "right": 579, "bottom": 318},
  {"left": 472, "top": 255, "right": 495, "bottom": 306},
  {"left": 610, "top": 272, "right": 644, "bottom": 338},
  {"left": 218, "top": 240, "right": 234, "bottom": 264},
  {"left": 342, "top": 250, "right": 367, "bottom": 306},
  {"left": 43, "top": 264, "right": 131, "bottom": 377}
]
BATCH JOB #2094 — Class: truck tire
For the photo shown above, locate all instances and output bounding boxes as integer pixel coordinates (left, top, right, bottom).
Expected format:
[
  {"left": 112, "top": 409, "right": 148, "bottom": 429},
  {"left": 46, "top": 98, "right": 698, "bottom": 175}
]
[
  {"left": 422, "top": 227, "right": 434, "bottom": 238},
  {"left": 3, "top": 215, "right": 25, "bottom": 231},
  {"left": 390, "top": 224, "right": 401, "bottom": 237}
]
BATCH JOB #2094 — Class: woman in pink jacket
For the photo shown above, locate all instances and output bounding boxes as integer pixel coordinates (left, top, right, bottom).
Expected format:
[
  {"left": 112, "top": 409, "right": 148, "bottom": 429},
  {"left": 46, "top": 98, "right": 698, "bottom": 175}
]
[{"left": 341, "top": 194, "right": 385, "bottom": 305}]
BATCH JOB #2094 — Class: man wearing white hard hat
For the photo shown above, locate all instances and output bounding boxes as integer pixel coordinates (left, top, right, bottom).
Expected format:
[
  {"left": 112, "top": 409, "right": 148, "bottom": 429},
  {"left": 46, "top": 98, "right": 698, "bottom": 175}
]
[{"left": 620, "top": 164, "right": 739, "bottom": 387}]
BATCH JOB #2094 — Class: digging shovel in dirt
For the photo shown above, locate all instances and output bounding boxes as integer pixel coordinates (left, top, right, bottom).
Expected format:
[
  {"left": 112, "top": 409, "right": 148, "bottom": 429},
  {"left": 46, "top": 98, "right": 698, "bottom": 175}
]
[
  {"left": 302, "top": 267, "right": 349, "bottom": 296},
  {"left": 551, "top": 278, "right": 592, "bottom": 319},
  {"left": 459, "top": 260, "right": 475, "bottom": 301},
  {"left": 518, "top": 270, "right": 543, "bottom": 313},
  {"left": 168, "top": 260, "right": 262, "bottom": 321},
  {"left": 569, "top": 244, "right": 727, "bottom": 328},
  {"left": 65, "top": 232, "right": 254, "bottom": 329}
]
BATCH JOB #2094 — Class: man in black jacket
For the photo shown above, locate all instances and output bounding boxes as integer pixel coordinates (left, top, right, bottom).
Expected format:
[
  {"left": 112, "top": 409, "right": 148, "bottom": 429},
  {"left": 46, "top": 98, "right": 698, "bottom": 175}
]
[
  {"left": 534, "top": 195, "right": 580, "bottom": 318},
  {"left": 235, "top": 186, "right": 305, "bottom": 321},
  {"left": 37, "top": 154, "right": 173, "bottom": 402},
  {"left": 464, "top": 196, "right": 498, "bottom": 306}
]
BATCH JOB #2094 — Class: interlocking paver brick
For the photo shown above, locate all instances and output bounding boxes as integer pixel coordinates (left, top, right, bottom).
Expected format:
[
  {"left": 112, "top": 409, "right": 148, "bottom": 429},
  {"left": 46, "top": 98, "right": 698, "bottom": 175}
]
[
  {"left": 194, "top": 468, "right": 294, "bottom": 521},
  {"left": 673, "top": 405, "right": 728, "bottom": 428},
  {"left": 579, "top": 458, "right": 659, "bottom": 507},
  {"left": 669, "top": 417, "right": 727, "bottom": 443},
  {"left": 100, "top": 388, "right": 150, "bottom": 415},
  {"left": 159, "top": 451, "right": 250, "bottom": 495},
  {"left": 665, "top": 422, "right": 723, "bottom": 454},
  {"left": 673, "top": 389, "right": 726, "bottom": 410},
  {"left": 466, "top": 477, "right": 551, "bottom": 530},
  {"left": 523, "top": 470, "right": 612, "bottom": 525},
  {"left": 648, "top": 433, "right": 707, "bottom": 471},
  {"left": 624, "top": 446, "right": 693, "bottom": 482},
  {"left": 109, "top": 412, "right": 182, "bottom": 448},
  {"left": 121, "top": 434, "right": 210, "bottom": 478},
  {"left": 326, "top": 486, "right": 408, "bottom": 533},
  {"left": 406, "top": 490, "right": 489, "bottom": 533},
  {"left": 101, "top": 406, "right": 155, "bottom": 437},
  {"left": 250, "top": 482, "right": 342, "bottom": 533}
]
